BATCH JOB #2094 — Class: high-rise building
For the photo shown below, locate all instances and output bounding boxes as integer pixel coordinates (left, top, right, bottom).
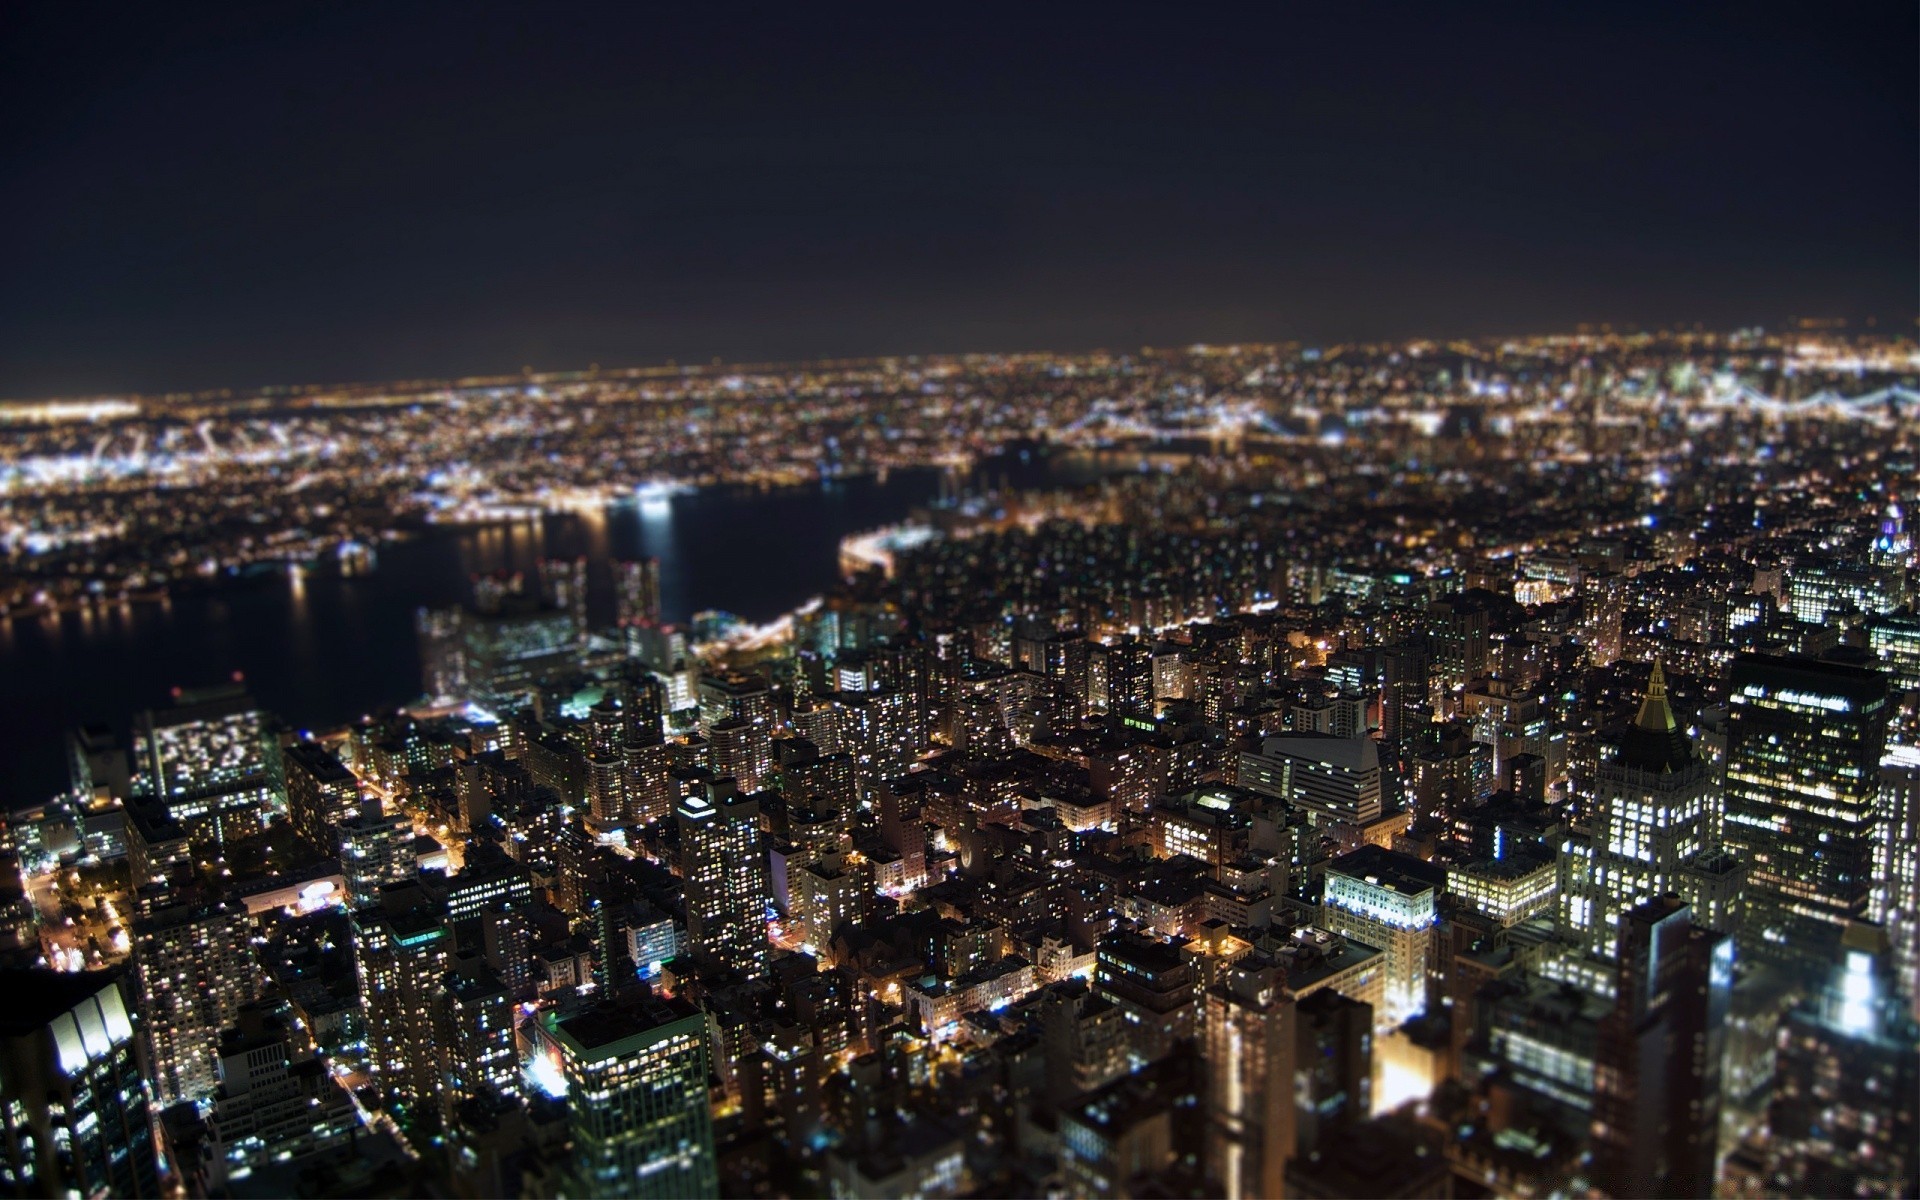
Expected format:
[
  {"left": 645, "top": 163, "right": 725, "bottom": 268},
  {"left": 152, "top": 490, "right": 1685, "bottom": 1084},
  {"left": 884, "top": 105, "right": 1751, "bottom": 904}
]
[
  {"left": 676, "top": 787, "right": 771, "bottom": 978},
  {"left": 538, "top": 557, "right": 591, "bottom": 642},
  {"left": 542, "top": 994, "right": 718, "bottom": 1199},
  {"left": 1561, "top": 662, "right": 1720, "bottom": 959},
  {"left": 1203, "top": 955, "right": 1296, "bottom": 1200},
  {"left": 132, "top": 897, "right": 257, "bottom": 1105},
  {"left": 1320, "top": 845, "right": 1443, "bottom": 1028},
  {"left": 283, "top": 740, "right": 362, "bottom": 855},
  {"left": 135, "top": 682, "right": 283, "bottom": 847},
  {"left": 707, "top": 717, "right": 772, "bottom": 794},
  {"left": 1723, "top": 654, "right": 1890, "bottom": 977},
  {"left": 1739, "top": 926, "right": 1919, "bottom": 1198},
  {"left": 1876, "top": 749, "right": 1920, "bottom": 1020},
  {"left": 0, "top": 969, "right": 158, "bottom": 1198},
  {"left": 439, "top": 962, "right": 521, "bottom": 1121},
  {"left": 614, "top": 558, "right": 663, "bottom": 628},
  {"left": 1589, "top": 895, "right": 1731, "bottom": 1200},
  {"left": 587, "top": 698, "right": 630, "bottom": 829},
  {"left": 339, "top": 802, "right": 416, "bottom": 909},
  {"left": 354, "top": 897, "right": 452, "bottom": 1109}
]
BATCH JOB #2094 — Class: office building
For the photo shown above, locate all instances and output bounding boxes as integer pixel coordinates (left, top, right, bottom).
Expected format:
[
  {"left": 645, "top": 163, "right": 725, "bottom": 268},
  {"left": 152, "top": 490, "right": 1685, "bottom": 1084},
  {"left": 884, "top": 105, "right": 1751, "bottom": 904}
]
[
  {"left": 544, "top": 994, "right": 718, "bottom": 1199},
  {"left": 1723, "top": 654, "right": 1889, "bottom": 977},
  {"left": 1237, "top": 733, "right": 1384, "bottom": 826},
  {"left": 1320, "top": 845, "right": 1443, "bottom": 1027},
  {"left": 677, "top": 787, "right": 771, "bottom": 978},
  {"left": 1562, "top": 662, "right": 1719, "bottom": 958},
  {"left": 1589, "top": 896, "right": 1731, "bottom": 1200},
  {"left": 0, "top": 970, "right": 158, "bottom": 1198}
]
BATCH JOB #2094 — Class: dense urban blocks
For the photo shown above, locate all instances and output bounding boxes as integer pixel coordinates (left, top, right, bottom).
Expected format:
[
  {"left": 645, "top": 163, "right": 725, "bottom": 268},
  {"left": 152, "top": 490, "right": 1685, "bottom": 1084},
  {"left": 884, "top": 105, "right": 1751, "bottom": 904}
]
[{"left": 0, "top": 333, "right": 1917, "bottom": 1198}]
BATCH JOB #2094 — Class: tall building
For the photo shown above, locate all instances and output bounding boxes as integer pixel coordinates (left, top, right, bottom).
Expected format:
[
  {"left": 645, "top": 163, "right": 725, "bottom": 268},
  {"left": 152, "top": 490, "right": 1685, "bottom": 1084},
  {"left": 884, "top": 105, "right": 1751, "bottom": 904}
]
[
  {"left": 283, "top": 740, "right": 362, "bottom": 855},
  {"left": 538, "top": 557, "right": 591, "bottom": 642},
  {"left": 340, "top": 802, "right": 416, "bottom": 909},
  {"left": 1203, "top": 955, "right": 1296, "bottom": 1200},
  {"left": 1723, "top": 654, "right": 1890, "bottom": 978},
  {"left": 0, "top": 969, "right": 158, "bottom": 1198},
  {"left": 1320, "top": 845, "right": 1442, "bottom": 1028},
  {"left": 676, "top": 788, "right": 771, "bottom": 978},
  {"left": 544, "top": 994, "right": 718, "bottom": 1199},
  {"left": 135, "top": 682, "right": 283, "bottom": 847},
  {"left": 1562, "top": 662, "right": 1719, "bottom": 959},
  {"left": 1589, "top": 895, "right": 1731, "bottom": 1200},
  {"left": 439, "top": 962, "right": 522, "bottom": 1121},
  {"left": 707, "top": 717, "right": 772, "bottom": 794},
  {"left": 132, "top": 897, "right": 257, "bottom": 1105},
  {"left": 1739, "top": 926, "right": 1919, "bottom": 1198},
  {"left": 586, "top": 698, "right": 631, "bottom": 829},
  {"left": 614, "top": 558, "right": 664, "bottom": 628},
  {"left": 1875, "top": 748, "right": 1920, "bottom": 1021},
  {"left": 354, "top": 897, "right": 452, "bottom": 1109}
]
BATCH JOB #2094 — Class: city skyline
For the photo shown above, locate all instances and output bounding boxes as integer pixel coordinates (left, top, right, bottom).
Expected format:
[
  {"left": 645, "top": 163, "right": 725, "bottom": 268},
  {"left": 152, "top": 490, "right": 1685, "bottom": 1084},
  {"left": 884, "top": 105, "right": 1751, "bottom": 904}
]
[{"left": 0, "top": 5, "right": 1916, "bottom": 1197}]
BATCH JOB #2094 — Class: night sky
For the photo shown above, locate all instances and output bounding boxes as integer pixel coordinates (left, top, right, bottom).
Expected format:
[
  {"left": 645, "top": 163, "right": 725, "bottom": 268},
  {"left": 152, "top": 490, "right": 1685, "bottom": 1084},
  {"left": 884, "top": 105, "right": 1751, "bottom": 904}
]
[{"left": 2, "top": 3, "right": 1913, "bottom": 397}]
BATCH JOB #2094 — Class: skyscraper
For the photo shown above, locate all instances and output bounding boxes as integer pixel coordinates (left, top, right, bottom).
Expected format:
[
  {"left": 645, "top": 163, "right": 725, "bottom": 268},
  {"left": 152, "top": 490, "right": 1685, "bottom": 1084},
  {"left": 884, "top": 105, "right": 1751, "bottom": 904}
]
[
  {"left": 1562, "top": 662, "right": 1719, "bottom": 959},
  {"left": 614, "top": 558, "right": 664, "bottom": 628},
  {"left": 283, "top": 740, "right": 362, "bottom": 855},
  {"left": 354, "top": 896, "right": 452, "bottom": 1110},
  {"left": 0, "top": 969, "right": 158, "bottom": 1198},
  {"left": 545, "top": 994, "right": 718, "bottom": 1199},
  {"left": 339, "top": 801, "right": 416, "bottom": 909},
  {"left": 676, "top": 787, "right": 771, "bottom": 978},
  {"left": 538, "top": 556, "right": 590, "bottom": 643},
  {"left": 1589, "top": 895, "right": 1732, "bottom": 1200},
  {"left": 1202, "top": 955, "right": 1296, "bottom": 1200},
  {"left": 1723, "top": 654, "right": 1890, "bottom": 978},
  {"left": 132, "top": 897, "right": 257, "bottom": 1105}
]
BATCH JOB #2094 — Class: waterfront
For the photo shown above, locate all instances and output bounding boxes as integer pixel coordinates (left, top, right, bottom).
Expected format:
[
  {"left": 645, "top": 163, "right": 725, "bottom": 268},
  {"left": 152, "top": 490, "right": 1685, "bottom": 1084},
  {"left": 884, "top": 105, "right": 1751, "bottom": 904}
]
[{"left": 0, "top": 449, "right": 1109, "bottom": 808}]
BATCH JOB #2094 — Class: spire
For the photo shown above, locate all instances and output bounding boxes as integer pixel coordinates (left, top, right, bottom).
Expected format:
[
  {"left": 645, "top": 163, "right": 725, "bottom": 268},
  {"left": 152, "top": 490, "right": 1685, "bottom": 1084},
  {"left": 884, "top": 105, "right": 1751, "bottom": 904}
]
[
  {"left": 1619, "top": 659, "right": 1693, "bottom": 772},
  {"left": 1635, "top": 660, "right": 1676, "bottom": 733}
]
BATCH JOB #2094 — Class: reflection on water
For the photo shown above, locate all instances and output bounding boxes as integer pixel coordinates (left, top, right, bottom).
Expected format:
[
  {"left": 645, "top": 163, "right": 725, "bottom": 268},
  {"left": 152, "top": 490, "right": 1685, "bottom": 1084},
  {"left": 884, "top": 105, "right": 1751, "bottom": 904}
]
[{"left": 0, "top": 449, "right": 1127, "bottom": 808}]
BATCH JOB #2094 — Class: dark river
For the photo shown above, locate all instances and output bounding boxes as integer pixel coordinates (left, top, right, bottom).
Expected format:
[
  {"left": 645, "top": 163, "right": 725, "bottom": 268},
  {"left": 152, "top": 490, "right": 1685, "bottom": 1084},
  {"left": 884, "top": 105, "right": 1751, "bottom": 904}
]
[{"left": 0, "top": 448, "right": 1136, "bottom": 808}]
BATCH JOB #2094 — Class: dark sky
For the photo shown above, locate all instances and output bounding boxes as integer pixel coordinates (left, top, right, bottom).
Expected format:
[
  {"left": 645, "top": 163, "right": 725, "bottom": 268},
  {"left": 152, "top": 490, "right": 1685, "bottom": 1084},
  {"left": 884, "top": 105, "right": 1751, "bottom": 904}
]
[{"left": 2, "top": 3, "right": 1913, "bottom": 396}]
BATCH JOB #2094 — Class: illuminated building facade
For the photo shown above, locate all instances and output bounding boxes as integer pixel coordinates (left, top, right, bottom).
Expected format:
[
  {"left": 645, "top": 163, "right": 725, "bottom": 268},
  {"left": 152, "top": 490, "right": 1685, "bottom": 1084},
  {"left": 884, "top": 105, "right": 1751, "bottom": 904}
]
[
  {"left": 546, "top": 995, "right": 717, "bottom": 1200},
  {"left": 131, "top": 898, "right": 256, "bottom": 1105},
  {"left": 1237, "top": 733, "right": 1383, "bottom": 826},
  {"left": 354, "top": 901, "right": 451, "bottom": 1110},
  {"left": 1320, "top": 845, "right": 1443, "bottom": 1028},
  {"left": 1445, "top": 853, "right": 1557, "bottom": 928},
  {"left": 676, "top": 788, "right": 771, "bottom": 978},
  {"left": 283, "top": 740, "right": 361, "bottom": 855},
  {"left": 0, "top": 970, "right": 157, "bottom": 1198},
  {"left": 1589, "top": 895, "right": 1731, "bottom": 1200},
  {"left": 1562, "top": 662, "right": 1718, "bottom": 959},
  {"left": 1723, "top": 654, "right": 1889, "bottom": 977}
]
